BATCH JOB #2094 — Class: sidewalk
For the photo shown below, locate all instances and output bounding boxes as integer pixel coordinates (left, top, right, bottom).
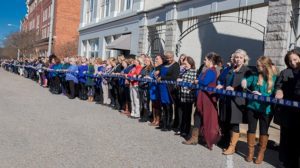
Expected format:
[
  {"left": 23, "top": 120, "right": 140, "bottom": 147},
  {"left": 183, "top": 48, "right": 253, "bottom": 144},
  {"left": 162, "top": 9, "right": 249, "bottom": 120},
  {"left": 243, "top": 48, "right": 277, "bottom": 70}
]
[{"left": 240, "top": 121, "right": 280, "bottom": 143}]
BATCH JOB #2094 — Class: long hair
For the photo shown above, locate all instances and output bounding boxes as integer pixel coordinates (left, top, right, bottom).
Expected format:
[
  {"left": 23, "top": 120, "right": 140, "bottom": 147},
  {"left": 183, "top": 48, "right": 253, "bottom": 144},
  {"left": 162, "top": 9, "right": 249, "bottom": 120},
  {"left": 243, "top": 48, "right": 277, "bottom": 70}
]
[
  {"left": 183, "top": 56, "right": 196, "bottom": 69},
  {"left": 205, "top": 52, "right": 220, "bottom": 66},
  {"left": 144, "top": 56, "right": 153, "bottom": 71},
  {"left": 257, "top": 56, "right": 275, "bottom": 93}
]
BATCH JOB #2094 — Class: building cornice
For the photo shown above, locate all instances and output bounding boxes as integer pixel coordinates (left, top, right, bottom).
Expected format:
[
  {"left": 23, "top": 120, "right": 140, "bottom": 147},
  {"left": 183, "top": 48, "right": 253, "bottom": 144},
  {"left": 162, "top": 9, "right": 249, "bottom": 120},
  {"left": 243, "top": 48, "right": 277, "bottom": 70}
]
[
  {"left": 28, "top": 0, "right": 34, "bottom": 6},
  {"left": 79, "top": 11, "right": 138, "bottom": 32}
]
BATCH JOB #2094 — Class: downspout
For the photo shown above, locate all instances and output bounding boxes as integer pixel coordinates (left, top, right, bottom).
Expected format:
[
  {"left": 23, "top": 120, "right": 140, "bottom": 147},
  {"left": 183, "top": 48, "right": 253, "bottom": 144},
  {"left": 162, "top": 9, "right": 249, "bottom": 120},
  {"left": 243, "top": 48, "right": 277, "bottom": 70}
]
[{"left": 47, "top": 0, "right": 55, "bottom": 56}]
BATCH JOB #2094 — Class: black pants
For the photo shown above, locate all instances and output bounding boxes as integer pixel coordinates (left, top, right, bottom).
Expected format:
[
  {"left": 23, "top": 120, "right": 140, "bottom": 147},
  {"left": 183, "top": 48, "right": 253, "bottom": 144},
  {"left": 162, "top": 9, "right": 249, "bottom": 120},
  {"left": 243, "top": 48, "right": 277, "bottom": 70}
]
[
  {"left": 179, "top": 102, "right": 193, "bottom": 134},
  {"left": 172, "top": 95, "right": 181, "bottom": 130},
  {"left": 61, "top": 77, "right": 68, "bottom": 95},
  {"left": 162, "top": 104, "right": 173, "bottom": 129},
  {"left": 94, "top": 85, "right": 103, "bottom": 103},
  {"left": 194, "top": 109, "right": 201, "bottom": 128},
  {"left": 50, "top": 76, "right": 61, "bottom": 94},
  {"left": 279, "top": 126, "right": 300, "bottom": 168},
  {"left": 139, "top": 89, "right": 150, "bottom": 119},
  {"left": 119, "top": 86, "right": 126, "bottom": 110},
  {"left": 67, "top": 80, "right": 77, "bottom": 99},
  {"left": 78, "top": 83, "right": 88, "bottom": 100},
  {"left": 247, "top": 109, "right": 270, "bottom": 135}
]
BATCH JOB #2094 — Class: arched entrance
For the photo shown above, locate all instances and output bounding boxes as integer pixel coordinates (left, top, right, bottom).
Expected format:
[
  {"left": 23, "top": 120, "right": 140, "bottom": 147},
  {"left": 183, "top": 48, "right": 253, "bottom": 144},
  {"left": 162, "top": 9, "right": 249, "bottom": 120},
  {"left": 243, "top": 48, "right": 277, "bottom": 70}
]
[{"left": 176, "top": 9, "right": 266, "bottom": 67}]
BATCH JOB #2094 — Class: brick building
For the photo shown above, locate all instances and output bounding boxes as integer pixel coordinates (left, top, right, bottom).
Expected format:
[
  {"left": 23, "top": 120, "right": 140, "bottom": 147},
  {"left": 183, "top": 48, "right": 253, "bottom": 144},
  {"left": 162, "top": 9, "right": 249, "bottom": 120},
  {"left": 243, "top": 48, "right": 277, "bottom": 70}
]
[{"left": 22, "top": 0, "right": 81, "bottom": 58}]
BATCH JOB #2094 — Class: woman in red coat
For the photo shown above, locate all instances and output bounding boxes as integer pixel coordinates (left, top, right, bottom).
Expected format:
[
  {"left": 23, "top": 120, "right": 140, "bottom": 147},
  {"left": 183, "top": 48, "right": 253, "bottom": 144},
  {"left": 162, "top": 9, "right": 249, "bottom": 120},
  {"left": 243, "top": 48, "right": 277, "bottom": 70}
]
[{"left": 196, "top": 52, "right": 220, "bottom": 150}]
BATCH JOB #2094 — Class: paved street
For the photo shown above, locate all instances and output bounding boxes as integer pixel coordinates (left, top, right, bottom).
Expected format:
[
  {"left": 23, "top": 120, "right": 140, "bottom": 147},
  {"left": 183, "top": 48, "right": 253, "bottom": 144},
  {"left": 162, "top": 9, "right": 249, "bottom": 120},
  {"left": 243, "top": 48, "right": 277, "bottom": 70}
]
[{"left": 0, "top": 69, "right": 279, "bottom": 168}]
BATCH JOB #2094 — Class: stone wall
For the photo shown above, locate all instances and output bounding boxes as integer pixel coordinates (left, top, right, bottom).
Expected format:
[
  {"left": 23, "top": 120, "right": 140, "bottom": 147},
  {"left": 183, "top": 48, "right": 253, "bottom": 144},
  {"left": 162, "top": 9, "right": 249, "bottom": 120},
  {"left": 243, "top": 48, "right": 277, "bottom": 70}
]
[
  {"left": 138, "top": 26, "right": 148, "bottom": 55},
  {"left": 164, "top": 20, "right": 178, "bottom": 53},
  {"left": 264, "top": 0, "right": 292, "bottom": 69}
]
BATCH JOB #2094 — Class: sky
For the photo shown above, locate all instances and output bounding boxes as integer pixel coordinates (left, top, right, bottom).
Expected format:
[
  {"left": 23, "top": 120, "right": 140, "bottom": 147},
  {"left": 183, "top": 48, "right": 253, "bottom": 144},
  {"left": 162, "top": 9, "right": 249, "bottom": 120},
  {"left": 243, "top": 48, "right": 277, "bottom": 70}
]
[{"left": 0, "top": 0, "right": 27, "bottom": 46}]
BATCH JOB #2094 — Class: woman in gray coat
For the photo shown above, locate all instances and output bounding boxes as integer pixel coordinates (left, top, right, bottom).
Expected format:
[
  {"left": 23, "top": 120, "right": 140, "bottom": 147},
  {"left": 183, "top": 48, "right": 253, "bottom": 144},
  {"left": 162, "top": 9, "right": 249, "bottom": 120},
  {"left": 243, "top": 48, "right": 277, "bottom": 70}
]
[{"left": 216, "top": 49, "right": 252, "bottom": 155}]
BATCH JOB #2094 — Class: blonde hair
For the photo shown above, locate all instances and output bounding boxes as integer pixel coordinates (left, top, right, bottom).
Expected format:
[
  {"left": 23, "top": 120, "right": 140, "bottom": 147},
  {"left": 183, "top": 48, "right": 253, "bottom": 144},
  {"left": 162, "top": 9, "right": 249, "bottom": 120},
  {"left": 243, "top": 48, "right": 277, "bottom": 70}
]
[
  {"left": 136, "top": 56, "right": 144, "bottom": 65},
  {"left": 233, "top": 49, "right": 249, "bottom": 65},
  {"left": 257, "top": 56, "right": 275, "bottom": 93}
]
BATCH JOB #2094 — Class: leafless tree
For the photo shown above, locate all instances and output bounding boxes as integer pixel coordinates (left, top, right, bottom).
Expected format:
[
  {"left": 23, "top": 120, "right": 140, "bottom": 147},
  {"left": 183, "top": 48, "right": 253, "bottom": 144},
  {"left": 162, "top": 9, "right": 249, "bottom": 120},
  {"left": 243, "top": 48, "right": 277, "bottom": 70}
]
[
  {"left": 2, "top": 30, "right": 36, "bottom": 59},
  {"left": 55, "top": 36, "right": 79, "bottom": 58}
]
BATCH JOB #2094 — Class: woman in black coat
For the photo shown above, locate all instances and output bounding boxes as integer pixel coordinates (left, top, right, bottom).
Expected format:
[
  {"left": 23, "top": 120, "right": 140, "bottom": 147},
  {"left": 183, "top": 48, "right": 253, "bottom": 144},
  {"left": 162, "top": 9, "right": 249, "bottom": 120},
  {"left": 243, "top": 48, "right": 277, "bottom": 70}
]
[
  {"left": 275, "top": 49, "right": 300, "bottom": 168},
  {"left": 216, "top": 49, "right": 252, "bottom": 155}
]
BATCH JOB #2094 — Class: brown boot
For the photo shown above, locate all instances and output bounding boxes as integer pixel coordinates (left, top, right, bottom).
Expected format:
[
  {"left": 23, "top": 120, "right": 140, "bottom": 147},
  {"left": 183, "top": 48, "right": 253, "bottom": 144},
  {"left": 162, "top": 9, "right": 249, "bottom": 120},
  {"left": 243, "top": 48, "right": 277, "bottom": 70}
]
[
  {"left": 223, "top": 132, "right": 240, "bottom": 155},
  {"left": 182, "top": 128, "right": 199, "bottom": 145},
  {"left": 255, "top": 135, "right": 268, "bottom": 164},
  {"left": 245, "top": 133, "right": 256, "bottom": 162}
]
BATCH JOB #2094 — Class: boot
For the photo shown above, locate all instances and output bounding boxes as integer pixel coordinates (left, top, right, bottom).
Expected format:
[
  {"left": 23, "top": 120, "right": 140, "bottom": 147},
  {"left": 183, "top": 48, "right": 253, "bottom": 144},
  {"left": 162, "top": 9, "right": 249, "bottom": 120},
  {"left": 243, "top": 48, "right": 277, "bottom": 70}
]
[
  {"left": 255, "top": 135, "right": 268, "bottom": 164},
  {"left": 149, "top": 111, "right": 157, "bottom": 126},
  {"left": 222, "top": 132, "right": 240, "bottom": 155},
  {"left": 246, "top": 133, "right": 256, "bottom": 162},
  {"left": 182, "top": 128, "right": 199, "bottom": 145}
]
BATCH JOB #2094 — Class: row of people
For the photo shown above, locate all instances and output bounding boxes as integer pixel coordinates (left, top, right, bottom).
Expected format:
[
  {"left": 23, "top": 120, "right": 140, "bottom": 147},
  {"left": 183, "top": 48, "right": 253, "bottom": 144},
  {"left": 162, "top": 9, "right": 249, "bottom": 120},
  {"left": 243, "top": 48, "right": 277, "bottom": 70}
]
[{"left": 1, "top": 49, "right": 300, "bottom": 167}]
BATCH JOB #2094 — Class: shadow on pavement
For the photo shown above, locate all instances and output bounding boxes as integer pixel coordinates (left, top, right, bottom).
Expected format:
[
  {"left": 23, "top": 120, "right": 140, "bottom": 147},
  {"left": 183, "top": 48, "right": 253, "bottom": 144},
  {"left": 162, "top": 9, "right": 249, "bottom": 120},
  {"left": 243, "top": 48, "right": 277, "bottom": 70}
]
[{"left": 235, "top": 140, "right": 280, "bottom": 167}]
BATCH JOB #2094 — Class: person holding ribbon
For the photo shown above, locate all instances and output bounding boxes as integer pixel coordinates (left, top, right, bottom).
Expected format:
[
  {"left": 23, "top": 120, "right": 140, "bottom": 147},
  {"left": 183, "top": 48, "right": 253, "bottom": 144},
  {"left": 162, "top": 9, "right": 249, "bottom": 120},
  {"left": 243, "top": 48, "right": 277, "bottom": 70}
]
[
  {"left": 148, "top": 54, "right": 164, "bottom": 126},
  {"left": 119, "top": 59, "right": 135, "bottom": 115},
  {"left": 49, "top": 55, "right": 63, "bottom": 94},
  {"left": 65, "top": 57, "right": 79, "bottom": 99},
  {"left": 86, "top": 58, "right": 95, "bottom": 102},
  {"left": 138, "top": 56, "right": 153, "bottom": 122},
  {"left": 157, "top": 51, "right": 180, "bottom": 131},
  {"left": 176, "top": 56, "right": 197, "bottom": 137},
  {"left": 275, "top": 49, "right": 300, "bottom": 168},
  {"left": 183, "top": 52, "right": 220, "bottom": 150},
  {"left": 216, "top": 49, "right": 252, "bottom": 155},
  {"left": 78, "top": 57, "right": 89, "bottom": 100},
  {"left": 127, "top": 57, "right": 143, "bottom": 119},
  {"left": 241, "top": 56, "right": 277, "bottom": 164}
]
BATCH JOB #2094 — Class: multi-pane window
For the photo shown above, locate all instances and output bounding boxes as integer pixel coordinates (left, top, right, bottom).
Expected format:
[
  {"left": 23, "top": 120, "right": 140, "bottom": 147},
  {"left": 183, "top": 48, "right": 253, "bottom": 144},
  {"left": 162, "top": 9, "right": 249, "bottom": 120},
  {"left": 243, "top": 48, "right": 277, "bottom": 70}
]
[
  {"left": 36, "top": 15, "right": 40, "bottom": 28},
  {"left": 89, "top": 39, "right": 99, "bottom": 58},
  {"left": 105, "top": 36, "right": 112, "bottom": 58},
  {"left": 85, "top": 0, "right": 95, "bottom": 23},
  {"left": 42, "top": 27, "right": 46, "bottom": 39},
  {"left": 48, "top": 6, "right": 51, "bottom": 19},
  {"left": 105, "top": 0, "right": 110, "bottom": 17},
  {"left": 119, "top": 0, "right": 132, "bottom": 12},
  {"left": 42, "top": 9, "right": 48, "bottom": 22},
  {"left": 125, "top": 0, "right": 132, "bottom": 10},
  {"left": 82, "top": 40, "right": 87, "bottom": 57},
  {"left": 29, "top": 19, "right": 35, "bottom": 30}
]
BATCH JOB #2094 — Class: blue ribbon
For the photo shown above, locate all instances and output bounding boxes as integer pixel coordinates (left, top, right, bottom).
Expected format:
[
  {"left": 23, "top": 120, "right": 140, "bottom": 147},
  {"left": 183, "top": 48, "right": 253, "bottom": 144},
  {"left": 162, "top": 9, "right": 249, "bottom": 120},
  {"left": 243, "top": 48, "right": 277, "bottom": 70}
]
[{"left": 3, "top": 63, "right": 300, "bottom": 109}]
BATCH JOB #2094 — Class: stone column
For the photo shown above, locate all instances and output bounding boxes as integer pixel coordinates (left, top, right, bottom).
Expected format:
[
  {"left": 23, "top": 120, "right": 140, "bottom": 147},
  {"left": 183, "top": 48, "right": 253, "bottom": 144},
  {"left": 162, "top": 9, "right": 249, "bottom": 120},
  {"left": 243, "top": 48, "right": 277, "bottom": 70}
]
[
  {"left": 138, "top": 26, "right": 148, "bottom": 55},
  {"left": 264, "top": 0, "right": 292, "bottom": 69},
  {"left": 164, "top": 20, "right": 179, "bottom": 53}
]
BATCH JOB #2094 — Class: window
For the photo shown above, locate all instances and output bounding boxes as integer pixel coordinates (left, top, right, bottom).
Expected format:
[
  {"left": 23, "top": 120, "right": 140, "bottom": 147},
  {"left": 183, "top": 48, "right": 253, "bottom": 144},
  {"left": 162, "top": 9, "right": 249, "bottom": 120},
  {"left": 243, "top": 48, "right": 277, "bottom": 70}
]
[
  {"left": 85, "top": 0, "right": 95, "bottom": 23},
  {"left": 36, "top": 15, "right": 40, "bottom": 28},
  {"left": 89, "top": 39, "right": 99, "bottom": 58},
  {"left": 48, "top": 6, "right": 51, "bottom": 19},
  {"left": 43, "top": 9, "right": 48, "bottom": 22},
  {"left": 92, "top": 0, "right": 98, "bottom": 21},
  {"left": 125, "top": 0, "right": 132, "bottom": 10},
  {"left": 42, "top": 28, "right": 46, "bottom": 39},
  {"left": 47, "top": 26, "right": 50, "bottom": 37},
  {"left": 104, "top": 0, "right": 110, "bottom": 17},
  {"left": 82, "top": 40, "right": 87, "bottom": 57},
  {"left": 105, "top": 36, "right": 112, "bottom": 58},
  {"left": 29, "top": 19, "right": 35, "bottom": 30}
]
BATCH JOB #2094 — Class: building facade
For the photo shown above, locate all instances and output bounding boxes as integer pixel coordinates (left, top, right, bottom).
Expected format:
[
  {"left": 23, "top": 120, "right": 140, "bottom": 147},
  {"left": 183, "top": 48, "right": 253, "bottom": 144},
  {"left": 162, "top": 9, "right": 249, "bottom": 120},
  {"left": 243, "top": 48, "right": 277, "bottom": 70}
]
[
  {"left": 22, "top": 0, "right": 81, "bottom": 58},
  {"left": 79, "top": 0, "right": 300, "bottom": 68}
]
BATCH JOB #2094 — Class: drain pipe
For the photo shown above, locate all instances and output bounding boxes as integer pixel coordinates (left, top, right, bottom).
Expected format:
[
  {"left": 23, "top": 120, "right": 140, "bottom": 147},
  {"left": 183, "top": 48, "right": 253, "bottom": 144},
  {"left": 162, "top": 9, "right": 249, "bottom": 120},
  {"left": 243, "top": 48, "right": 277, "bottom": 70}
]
[{"left": 47, "top": 0, "right": 55, "bottom": 56}]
